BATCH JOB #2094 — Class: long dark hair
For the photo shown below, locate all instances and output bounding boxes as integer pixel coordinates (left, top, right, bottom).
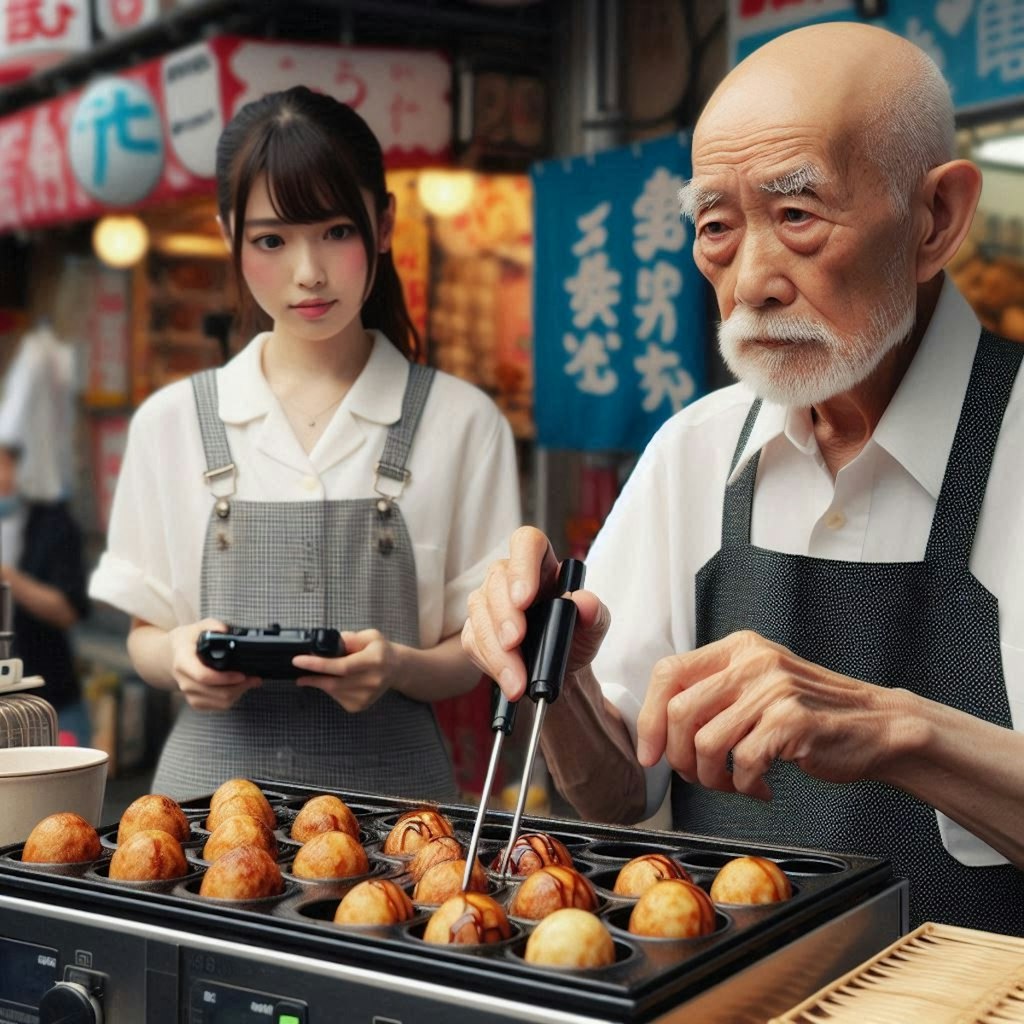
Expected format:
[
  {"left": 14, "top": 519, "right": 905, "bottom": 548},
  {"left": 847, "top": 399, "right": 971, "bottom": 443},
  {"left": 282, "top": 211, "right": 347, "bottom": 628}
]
[{"left": 215, "top": 85, "right": 421, "bottom": 360}]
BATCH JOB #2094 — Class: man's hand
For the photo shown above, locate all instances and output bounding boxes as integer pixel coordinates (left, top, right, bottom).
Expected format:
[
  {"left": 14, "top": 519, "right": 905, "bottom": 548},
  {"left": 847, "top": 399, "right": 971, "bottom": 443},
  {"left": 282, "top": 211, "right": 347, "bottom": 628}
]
[
  {"left": 636, "top": 630, "right": 905, "bottom": 800},
  {"left": 462, "top": 526, "right": 611, "bottom": 699}
]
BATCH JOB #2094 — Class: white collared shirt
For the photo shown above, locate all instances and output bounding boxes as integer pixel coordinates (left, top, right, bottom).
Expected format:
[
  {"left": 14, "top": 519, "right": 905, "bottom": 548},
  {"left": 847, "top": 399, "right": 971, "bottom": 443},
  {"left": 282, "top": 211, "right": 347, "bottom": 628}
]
[
  {"left": 588, "top": 278, "right": 1024, "bottom": 865},
  {"left": 89, "top": 331, "right": 522, "bottom": 646}
]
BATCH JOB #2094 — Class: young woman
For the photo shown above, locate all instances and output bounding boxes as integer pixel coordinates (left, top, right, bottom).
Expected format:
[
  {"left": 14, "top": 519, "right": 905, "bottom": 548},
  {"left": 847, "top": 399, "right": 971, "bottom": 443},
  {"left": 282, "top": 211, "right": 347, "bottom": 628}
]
[{"left": 89, "top": 87, "right": 521, "bottom": 800}]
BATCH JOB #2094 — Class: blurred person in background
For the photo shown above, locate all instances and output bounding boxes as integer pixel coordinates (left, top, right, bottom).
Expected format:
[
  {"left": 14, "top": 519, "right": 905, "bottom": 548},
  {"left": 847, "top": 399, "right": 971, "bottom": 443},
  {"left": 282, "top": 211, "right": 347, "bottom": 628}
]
[{"left": 0, "top": 444, "right": 90, "bottom": 744}]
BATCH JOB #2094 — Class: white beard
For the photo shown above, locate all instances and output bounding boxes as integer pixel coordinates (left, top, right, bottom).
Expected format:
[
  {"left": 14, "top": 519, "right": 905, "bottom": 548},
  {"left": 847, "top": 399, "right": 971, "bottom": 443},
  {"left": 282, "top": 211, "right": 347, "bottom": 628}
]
[{"left": 717, "top": 265, "right": 916, "bottom": 408}]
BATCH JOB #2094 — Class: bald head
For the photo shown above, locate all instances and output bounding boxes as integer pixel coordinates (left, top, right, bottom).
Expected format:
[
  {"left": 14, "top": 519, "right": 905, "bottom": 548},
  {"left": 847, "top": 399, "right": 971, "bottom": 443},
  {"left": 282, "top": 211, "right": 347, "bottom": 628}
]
[{"left": 692, "top": 23, "right": 954, "bottom": 218}]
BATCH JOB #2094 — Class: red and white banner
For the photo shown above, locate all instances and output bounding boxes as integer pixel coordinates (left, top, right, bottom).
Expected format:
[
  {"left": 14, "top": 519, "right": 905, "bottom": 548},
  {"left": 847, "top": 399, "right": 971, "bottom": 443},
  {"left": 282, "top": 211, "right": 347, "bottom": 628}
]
[
  {"left": 0, "top": 35, "right": 452, "bottom": 232},
  {"left": 0, "top": 0, "right": 90, "bottom": 85}
]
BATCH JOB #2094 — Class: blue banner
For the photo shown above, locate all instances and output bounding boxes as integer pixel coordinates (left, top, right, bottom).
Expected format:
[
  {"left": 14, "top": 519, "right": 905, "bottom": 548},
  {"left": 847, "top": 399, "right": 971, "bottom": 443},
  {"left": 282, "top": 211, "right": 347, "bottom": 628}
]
[
  {"left": 530, "top": 133, "right": 707, "bottom": 452},
  {"left": 729, "top": 0, "right": 1024, "bottom": 115}
]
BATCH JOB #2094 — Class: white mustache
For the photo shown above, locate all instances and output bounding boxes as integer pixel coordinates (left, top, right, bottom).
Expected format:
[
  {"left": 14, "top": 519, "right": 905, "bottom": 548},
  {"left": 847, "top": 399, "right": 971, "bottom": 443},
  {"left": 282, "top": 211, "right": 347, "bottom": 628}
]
[{"left": 718, "top": 308, "right": 839, "bottom": 348}]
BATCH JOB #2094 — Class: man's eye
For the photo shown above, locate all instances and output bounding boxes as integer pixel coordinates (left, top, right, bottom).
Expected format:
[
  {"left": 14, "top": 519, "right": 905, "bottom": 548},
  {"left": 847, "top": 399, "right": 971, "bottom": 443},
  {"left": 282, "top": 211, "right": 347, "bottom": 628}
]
[
  {"left": 783, "top": 208, "right": 812, "bottom": 224},
  {"left": 254, "top": 235, "right": 283, "bottom": 250},
  {"left": 327, "top": 224, "right": 354, "bottom": 240},
  {"left": 700, "top": 221, "right": 727, "bottom": 237}
]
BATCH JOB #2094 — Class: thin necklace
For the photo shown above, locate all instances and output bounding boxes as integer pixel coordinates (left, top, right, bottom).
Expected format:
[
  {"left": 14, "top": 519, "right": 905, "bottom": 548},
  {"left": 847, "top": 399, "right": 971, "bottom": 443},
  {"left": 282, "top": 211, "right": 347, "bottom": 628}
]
[{"left": 278, "top": 392, "right": 345, "bottom": 428}]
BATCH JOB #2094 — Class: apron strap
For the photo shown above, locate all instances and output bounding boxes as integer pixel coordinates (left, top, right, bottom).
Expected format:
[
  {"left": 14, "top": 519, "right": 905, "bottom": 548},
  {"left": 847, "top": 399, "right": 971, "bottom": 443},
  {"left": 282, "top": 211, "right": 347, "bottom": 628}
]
[
  {"left": 374, "top": 363, "right": 436, "bottom": 499},
  {"left": 721, "top": 397, "right": 763, "bottom": 547},
  {"left": 191, "top": 370, "right": 237, "bottom": 502},
  {"left": 925, "top": 329, "right": 1023, "bottom": 566}
]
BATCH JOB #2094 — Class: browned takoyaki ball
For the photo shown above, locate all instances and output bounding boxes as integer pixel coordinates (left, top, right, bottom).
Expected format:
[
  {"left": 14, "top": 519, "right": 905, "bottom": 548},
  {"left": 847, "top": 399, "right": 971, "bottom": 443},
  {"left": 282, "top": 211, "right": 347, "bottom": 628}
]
[
  {"left": 22, "top": 812, "right": 101, "bottom": 864},
  {"left": 613, "top": 853, "right": 692, "bottom": 898},
  {"left": 709, "top": 856, "right": 793, "bottom": 905},
  {"left": 206, "top": 793, "right": 276, "bottom": 832},
  {"left": 290, "top": 831, "right": 369, "bottom": 880},
  {"left": 290, "top": 794, "right": 359, "bottom": 843},
  {"left": 209, "top": 778, "right": 267, "bottom": 812},
  {"left": 382, "top": 808, "right": 454, "bottom": 856},
  {"left": 524, "top": 908, "right": 615, "bottom": 968},
  {"left": 628, "top": 879, "right": 717, "bottom": 939},
  {"left": 407, "top": 835, "right": 464, "bottom": 883},
  {"left": 333, "top": 879, "right": 415, "bottom": 926},
  {"left": 423, "top": 892, "right": 511, "bottom": 945},
  {"left": 412, "top": 858, "right": 487, "bottom": 904},
  {"left": 509, "top": 865, "right": 598, "bottom": 920},
  {"left": 203, "top": 814, "right": 278, "bottom": 862},
  {"left": 491, "top": 833, "right": 573, "bottom": 877},
  {"left": 199, "top": 845, "right": 284, "bottom": 900},
  {"left": 109, "top": 829, "right": 188, "bottom": 881},
  {"left": 117, "top": 793, "right": 190, "bottom": 845}
]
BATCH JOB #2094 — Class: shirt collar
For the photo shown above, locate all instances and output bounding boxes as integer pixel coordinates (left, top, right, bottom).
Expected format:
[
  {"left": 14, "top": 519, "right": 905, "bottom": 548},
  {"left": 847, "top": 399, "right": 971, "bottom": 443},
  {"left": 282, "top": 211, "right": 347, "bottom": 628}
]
[
  {"left": 872, "top": 275, "right": 980, "bottom": 501},
  {"left": 216, "top": 329, "right": 409, "bottom": 426},
  {"left": 726, "top": 275, "right": 981, "bottom": 498}
]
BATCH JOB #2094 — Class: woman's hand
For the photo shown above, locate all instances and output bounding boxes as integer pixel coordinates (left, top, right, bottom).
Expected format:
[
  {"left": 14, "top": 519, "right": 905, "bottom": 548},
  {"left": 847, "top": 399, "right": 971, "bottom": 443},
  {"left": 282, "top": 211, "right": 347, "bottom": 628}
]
[
  {"left": 167, "top": 618, "right": 262, "bottom": 711},
  {"left": 293, "top": 629, "right": 402, "bottom": 713}
]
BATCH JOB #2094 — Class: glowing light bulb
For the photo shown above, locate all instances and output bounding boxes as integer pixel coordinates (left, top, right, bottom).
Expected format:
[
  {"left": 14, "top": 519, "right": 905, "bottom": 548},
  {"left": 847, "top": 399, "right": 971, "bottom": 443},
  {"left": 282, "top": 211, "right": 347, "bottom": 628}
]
[{"left": 92, "top": 214, "right": 150, "bottom": 268}]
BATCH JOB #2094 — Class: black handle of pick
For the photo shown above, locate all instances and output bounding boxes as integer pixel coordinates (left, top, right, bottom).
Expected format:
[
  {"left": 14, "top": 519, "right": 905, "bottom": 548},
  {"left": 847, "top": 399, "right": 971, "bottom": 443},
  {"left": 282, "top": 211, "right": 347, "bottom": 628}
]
[
  {"left": 491, "top": 686, "right": 517, "bottom": 736},
  {"left": 524, "top": 558, "right": 586, "bottom": 705}
]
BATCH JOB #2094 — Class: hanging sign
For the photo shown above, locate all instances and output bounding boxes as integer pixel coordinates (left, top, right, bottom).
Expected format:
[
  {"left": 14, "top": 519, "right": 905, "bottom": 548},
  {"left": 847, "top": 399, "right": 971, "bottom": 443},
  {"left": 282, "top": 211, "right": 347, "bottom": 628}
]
[
  {"left": 531, "top": 133, "right": 707, "bottom": 453},
  {"left": 0, "top": 35, "right": 452, "bottom": 233},
  {"left": 0, "top": 0, "right": 90, "bottom": 85},
  {"left": 730, "top": 0, "right": 1024, "bottom": 114}
]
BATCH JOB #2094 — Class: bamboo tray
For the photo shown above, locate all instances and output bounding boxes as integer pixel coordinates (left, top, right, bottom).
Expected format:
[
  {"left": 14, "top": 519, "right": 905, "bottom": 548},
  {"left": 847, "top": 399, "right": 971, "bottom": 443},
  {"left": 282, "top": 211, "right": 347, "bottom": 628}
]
[{"left": 770, "top": 922, "right": 1024, "bottom": 1023}]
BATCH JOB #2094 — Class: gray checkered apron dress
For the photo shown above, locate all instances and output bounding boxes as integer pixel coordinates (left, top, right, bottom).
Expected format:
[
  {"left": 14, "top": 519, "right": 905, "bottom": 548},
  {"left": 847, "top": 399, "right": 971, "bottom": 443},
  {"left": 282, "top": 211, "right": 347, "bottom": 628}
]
[
  {"left": 673, "top": 329, "right": 1024, "bottom": 934},
  {"left": 150, "top": 363, "right": 457, "bottom": 802}
]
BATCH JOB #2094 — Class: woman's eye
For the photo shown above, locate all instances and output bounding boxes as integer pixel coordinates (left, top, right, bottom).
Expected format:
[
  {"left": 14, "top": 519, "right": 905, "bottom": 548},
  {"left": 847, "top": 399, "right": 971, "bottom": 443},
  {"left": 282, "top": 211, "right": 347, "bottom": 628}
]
[
  {"left": 327, "top": 224, "right": 354, "bottom": 240},
  {"left": 253, "top": 235, "right": 284, "bottom": 250}
]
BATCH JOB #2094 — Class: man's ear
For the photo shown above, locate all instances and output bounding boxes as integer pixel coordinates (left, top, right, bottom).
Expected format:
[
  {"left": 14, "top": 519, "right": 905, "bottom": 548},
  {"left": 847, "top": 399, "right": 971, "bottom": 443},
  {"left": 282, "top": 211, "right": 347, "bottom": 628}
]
[
  {"left": 378, "top": 193, "right": 397, "bottom": 254},
  {"left": 915, "top": 159, "right": 983, "bottom": 283},
  {"left": 216, "top": 214, "right": 232, "bottom": 252}
]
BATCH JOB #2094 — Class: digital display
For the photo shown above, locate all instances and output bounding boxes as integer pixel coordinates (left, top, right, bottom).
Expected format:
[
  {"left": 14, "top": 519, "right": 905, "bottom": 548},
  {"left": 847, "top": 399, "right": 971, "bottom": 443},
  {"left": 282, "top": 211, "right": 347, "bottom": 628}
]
[
  {"left": 0, "top": 937, "right": 58, "bottom": 1010},
  {"left": 189, "top": 982, "right": 306, "bottom": 1024}
]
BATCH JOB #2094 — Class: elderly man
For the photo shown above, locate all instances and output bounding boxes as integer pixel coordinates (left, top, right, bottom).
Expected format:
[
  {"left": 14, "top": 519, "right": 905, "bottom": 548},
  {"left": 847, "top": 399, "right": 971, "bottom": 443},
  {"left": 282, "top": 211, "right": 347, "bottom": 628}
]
[{"left": 463, "top": 22, "right": 1024, "bottom": 934}]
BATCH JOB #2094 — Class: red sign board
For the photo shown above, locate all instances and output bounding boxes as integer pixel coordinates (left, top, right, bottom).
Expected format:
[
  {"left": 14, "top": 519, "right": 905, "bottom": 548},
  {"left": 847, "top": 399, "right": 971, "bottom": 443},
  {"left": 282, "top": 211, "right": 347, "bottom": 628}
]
[{"left": 0, "top": 35, "right": 452, "bottom": 233}]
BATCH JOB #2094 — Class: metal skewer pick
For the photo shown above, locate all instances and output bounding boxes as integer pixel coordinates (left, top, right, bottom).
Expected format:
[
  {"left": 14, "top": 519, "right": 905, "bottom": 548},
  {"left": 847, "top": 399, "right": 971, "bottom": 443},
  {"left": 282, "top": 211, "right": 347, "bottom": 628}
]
[
  {"left": 497, "top": 558, "right": 586, "bottom": 877},
  {"left": 461, "top": 689, "right": 516, "bottom": 892}
]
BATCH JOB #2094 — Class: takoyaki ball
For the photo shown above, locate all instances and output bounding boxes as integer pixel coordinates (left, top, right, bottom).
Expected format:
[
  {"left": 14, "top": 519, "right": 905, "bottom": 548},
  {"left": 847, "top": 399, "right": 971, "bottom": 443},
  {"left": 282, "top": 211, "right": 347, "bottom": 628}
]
[
  {"left": 412, "top": 858, "right": 487, "bottom": 904},
  {"left": 206, "top": 793, "right": 275, "bottom": 832},
  {"left": 199, "top": 845, "right": 283, "bottom": 900},
  {"left": 613, "top": 853, "right": 692, "bottom": 898},
  {"left": 203, "top": 813, "right": 278, "bottom": 862},
  {"left": 524, "top": 908, "right": 615, "bottom": 968},
  {"left": 22, "top": 812, "right": 101, "bottom": 864},
  {"left": 491, "top": 833, "right": 573, "bottom": 877},
  {"left": 290, "top": 831, "right": 369, "bottom": 880},
  {"left": 382, "top": 808, "right": 454, "bottom": 856},
  {"left": 333, "top": 879, "right": 415, "bottom": 927},
  {"left": 628, "top": 879, "right": 717, "bottom": 939},
  {"left": 509, "top": 865, "right": 598, "bottom": 920},
  {"left": 423, "top": 892, "right": 511, "bottom": 945},
  {"left": 109, "top": 829, "right": 187, "bottom": 881},
  {"left": 710, "top": 855, "right": 792, "bottom": 905},
  {"left": 209, "top": 778, "right": 266, "bottom": 812},
  {"left": 408, "top": 835, "right": 464, "bottom": 883},
  {"left": 290, "top": 794, "right": 359, "bottom": 843},
  {"left": 117, "top": 794, "right": 190, "bottom": 845}
]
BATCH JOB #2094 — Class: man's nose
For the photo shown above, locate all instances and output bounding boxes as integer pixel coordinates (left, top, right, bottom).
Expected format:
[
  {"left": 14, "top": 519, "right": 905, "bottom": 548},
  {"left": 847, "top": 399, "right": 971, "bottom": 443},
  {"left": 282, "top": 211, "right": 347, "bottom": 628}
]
[{"left": 732, "top": 228, "right": 795, "bottom": 308}]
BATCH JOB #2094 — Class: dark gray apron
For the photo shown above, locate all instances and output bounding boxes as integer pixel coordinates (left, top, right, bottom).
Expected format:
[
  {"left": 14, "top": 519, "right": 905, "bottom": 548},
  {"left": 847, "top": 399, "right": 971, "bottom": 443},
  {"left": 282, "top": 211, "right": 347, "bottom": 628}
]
[
  {"left": 151, "top": 364, "right": 456, "bottom": 803},
  {"left": 672, "top": 329, "right": 1024, "bottom": 934}
]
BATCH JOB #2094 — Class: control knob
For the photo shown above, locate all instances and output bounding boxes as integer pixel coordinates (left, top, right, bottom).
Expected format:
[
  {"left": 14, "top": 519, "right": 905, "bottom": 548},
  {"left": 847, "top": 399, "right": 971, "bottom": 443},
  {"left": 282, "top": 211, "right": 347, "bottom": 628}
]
[{"left": 39, "top": 981, "right": 103, "bottom": 1023}]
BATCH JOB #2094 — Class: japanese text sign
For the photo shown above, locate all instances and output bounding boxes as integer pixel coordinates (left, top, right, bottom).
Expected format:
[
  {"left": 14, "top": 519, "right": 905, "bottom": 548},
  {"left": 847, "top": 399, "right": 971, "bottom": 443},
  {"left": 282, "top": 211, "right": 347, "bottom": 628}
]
[
  {"left": 0, "top": 35, "right": 451, "bottom": 232},
  {"left": 0, "top": 0, "right": 89, "bottom": 84},
  {"left": 730, "top": 0, "right": 1024, "bottom": 113},
  {"left": 531, "top": 133, "right": 706, "bottom": 452}
]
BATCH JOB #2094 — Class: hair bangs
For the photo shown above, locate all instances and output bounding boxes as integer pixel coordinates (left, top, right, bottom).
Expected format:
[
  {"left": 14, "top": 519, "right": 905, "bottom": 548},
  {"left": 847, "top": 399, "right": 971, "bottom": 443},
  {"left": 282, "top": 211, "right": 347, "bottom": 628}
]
[{"left": 263, "top": 119, "right": 368, "bottom": 228}]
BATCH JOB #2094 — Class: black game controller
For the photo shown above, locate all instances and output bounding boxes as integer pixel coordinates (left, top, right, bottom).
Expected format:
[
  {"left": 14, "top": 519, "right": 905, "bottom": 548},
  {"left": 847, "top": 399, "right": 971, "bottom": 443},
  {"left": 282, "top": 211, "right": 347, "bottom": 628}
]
[{"left": 196, "top": 624, "right": 344, "bottom": 679}]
